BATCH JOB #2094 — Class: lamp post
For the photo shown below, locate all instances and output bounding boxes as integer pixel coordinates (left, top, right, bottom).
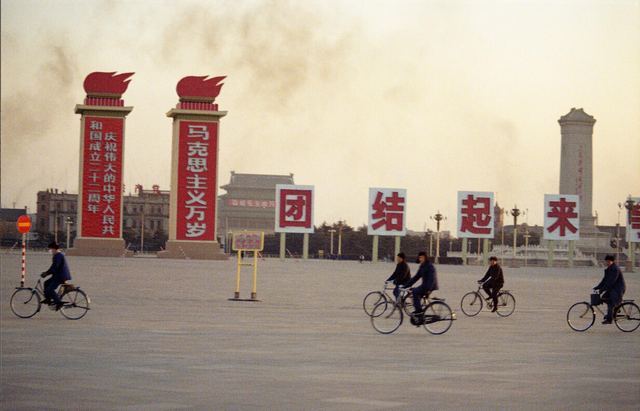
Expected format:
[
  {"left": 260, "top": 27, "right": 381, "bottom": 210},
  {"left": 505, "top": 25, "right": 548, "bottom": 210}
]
[
  {"left": 430, "top": 212, "right": 446, "bottom": 263},
  {"left": 328, "top": 229, "right": 336, "bottom": 256},
  {"left": 506, "top": 205, "right": 523, "bottom": 266},
  {"left": 624, "top": 197, "right": 637, "bottom": 271},
  {"left": 426, "top": 229, "right": 434, "bottom": 257},
  {"left": 140, "top": 207, "right": 145, "bottom": 254},
  {"left": 617, "top": 203, "right": 621, "bottom": 263},
  {"left": 337, "top": 220, "right": 344, "bottom": 256},
  {"left": 66, "top": 217, "right": 72, "bottom": 249}
]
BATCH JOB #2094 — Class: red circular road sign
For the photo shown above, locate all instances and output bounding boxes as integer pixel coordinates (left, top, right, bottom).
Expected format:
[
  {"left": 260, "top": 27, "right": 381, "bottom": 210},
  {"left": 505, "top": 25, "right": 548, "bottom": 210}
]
[{"left": 17, "top": 215, "right": 32, "bottom": 234}]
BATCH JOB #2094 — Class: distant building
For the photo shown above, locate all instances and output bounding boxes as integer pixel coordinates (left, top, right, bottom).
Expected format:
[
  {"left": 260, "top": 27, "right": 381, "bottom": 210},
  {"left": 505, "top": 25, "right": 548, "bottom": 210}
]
[
  {"left": 0, "top": 206, "right": 35, "bottom": 246},
  {"left": 35, "top": 186, "right": 170, "bottom": 237},
  {"left": 217, "top": 171, "right": 295, "bottom": 236}
]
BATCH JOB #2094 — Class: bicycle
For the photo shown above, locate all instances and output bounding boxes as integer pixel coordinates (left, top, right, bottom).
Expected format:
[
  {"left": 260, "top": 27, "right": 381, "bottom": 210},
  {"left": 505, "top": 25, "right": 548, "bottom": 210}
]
[
  {"left": 460, "top": 283, "right": 516, "bottom": 317},
  {"left": 363, "top": 281, "right": 415, "bottom": 317},
  {"left": 566, "top": 291, "right": 639, "bottom": 332},
  {"left": 370, "top": 287, "right": 455, "bottom": 335},
  {"left": 10, "top": 277, "right": 90, "bottom": 320}
]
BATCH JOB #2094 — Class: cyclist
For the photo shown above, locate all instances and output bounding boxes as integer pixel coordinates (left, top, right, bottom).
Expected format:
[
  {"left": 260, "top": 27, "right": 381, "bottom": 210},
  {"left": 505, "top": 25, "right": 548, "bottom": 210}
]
[
  {"left": 594, "top": 255, "right": 626, "bottom": 324},
  {"left": 478, "top": 256, "right": 504, "bottom": 312},
  {"left": 402, "top": 251, "right": 438, "bottom": 315},
  {"left": 385, "top": 252, "right": 411, "bottom": 304},
  {"left": 40, "top": 241, "right": 72, "bottom": 311}
]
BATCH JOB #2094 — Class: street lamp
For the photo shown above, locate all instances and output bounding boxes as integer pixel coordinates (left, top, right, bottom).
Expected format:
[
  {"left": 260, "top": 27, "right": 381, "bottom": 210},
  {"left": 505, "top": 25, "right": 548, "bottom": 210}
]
[
  {"left": 337, "top": 220, "right": 344, "bottom": 256},
  {"left": 506, "top": 205, "right": 524, "bottom": 265},
  {"left": 617, "top": 203, "right": 622, "bottom": 262},
  {"left": 426, "top": 229, "right": 434, "bottom": 257},
  {"left": 328, "top": 229, "right": 336, "bottom": 255},
  {"left": 624, "top": 197, "right": 637, "bottom": 270},
  {"left": 430, "top": 212, "right": 446, "bottom": 263},
  {"left": 66, "top": 217, "right": 73, "bottom": 249}
]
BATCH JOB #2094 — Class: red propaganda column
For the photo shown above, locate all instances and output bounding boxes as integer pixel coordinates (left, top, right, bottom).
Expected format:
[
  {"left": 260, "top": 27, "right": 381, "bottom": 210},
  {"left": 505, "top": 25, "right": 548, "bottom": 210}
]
[
  {"left": 67, "top": 72, "right": 135, "bottom": 257},
  {"left": 158, "top": 76, "right": 228, "bottom": 260}
]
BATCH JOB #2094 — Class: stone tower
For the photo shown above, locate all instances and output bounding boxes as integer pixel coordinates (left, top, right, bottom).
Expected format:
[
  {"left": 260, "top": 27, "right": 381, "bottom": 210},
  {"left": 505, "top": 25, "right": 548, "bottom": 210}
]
[{"left": 557, "top": 108, "right": 613, "bottom": 253}]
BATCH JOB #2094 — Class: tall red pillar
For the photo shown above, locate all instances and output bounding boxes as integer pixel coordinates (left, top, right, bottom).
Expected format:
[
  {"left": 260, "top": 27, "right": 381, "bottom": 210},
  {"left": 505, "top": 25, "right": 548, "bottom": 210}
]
[
  {"left": 158, "top": 76, "right": 228, "bottom": 260},
  {"left": 67, "top": 72, "right": 135, "bottom": 257}
]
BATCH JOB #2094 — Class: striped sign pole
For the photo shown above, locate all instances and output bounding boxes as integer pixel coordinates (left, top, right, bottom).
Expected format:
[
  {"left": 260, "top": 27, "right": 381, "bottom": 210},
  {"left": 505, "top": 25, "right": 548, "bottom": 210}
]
[
  {"left": 21, "top": 233, "right": 26, "bottom": 287},
  {"left": 16, "top": 215, "right": 32, "bottom": 287}
]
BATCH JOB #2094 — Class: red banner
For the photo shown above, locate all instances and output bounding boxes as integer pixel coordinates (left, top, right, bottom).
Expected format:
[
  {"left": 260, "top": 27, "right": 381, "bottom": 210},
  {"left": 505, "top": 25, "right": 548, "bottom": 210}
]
[
  {"left": 80, "top": 117, "right": 124, "bottom": 238},
  {"left": 176, "top": 121, "right": 218, "bottom": 241}
]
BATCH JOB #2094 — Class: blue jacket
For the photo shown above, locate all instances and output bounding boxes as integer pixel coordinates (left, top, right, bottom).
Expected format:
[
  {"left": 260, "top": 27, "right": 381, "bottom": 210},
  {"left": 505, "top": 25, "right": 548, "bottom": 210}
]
[
  {"left": 405, "top": 262, "right": 438, "bottom": 291},
  {"left": 596, "top": 263, "right": 625, "bottom": 306},
  {"left": 45, "top": 252, "right": 72, "bottom": 283}
]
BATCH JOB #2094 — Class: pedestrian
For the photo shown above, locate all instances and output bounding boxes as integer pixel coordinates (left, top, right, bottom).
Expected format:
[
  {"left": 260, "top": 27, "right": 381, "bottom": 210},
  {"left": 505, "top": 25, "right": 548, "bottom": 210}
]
[
  {"left": 40, "top": 241, "right": 72, "bottom": 311},
  {"left": 478, "top": 256, "right": 505, "bottom": 312},
  {"left": 594, "top": 255, "right": 626, "bottom": 324}
]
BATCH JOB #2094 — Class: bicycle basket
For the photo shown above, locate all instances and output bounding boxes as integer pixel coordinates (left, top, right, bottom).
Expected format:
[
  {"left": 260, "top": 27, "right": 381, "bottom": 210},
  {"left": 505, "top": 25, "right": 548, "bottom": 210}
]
[{"left": 590, "top": 293, "right": 602, "bottom": 306}]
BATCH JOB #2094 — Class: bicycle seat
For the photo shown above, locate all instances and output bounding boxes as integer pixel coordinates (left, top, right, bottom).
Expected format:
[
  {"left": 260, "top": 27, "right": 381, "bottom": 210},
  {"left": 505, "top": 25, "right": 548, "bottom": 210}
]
[
  {"left": 430, "top": 296, "right": 444, "bottom": 301},
  {"left": 622, "top": 299, "right": 634, "bottom": 303}
]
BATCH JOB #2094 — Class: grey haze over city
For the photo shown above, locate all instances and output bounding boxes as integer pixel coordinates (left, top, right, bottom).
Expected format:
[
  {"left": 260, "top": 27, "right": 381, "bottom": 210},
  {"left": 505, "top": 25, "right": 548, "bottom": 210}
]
[{"left": 1, "top": 0, "right": 639, "bottom": 231}]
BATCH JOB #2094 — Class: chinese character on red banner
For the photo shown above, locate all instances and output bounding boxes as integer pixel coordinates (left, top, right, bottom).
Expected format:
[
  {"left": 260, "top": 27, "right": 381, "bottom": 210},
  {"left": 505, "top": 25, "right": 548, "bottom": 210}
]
[
  {"left": 80, "top": 117, "right": 124, "bottom": 238},
  {"left": 275, "top": 185, "right": 314, "bottom": 233},
  {"left": 457, "top": 191, "right": 494, "bottom": 239},
  {"left": 368, "top": 188, "right": 406, "bottom": 236},
  {"left": 543, "top": 194, "right": 580, "bottom": 241},
  {"left": 176, "top": 121, "right": 218, "bottom": 241}
]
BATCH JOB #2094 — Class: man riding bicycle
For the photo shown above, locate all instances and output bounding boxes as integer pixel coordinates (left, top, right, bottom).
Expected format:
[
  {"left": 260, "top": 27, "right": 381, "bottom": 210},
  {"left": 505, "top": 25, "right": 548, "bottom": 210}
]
[
  {"left": 402, "top": 251, "right": 438, "bottom": 315},
  {"left": 386, "top": 252, "right": 411, "bottom": 304},
  {"left": 478, "top": 256, "right": 504, "bottom": 312},
  {"left": 40, "top": 241, "right": 72, "bottom": 311},
  {"left": 594, "top": 255, "right": 626, "bottom": 324}
]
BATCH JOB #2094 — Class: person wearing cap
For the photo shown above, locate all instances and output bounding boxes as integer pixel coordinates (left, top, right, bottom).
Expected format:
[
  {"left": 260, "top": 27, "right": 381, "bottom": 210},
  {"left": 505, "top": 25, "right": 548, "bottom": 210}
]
[
  {"left": 385, "top": 252, "right": 411, "bottom": 303},
  {"left": 402, "top": 251, "right": 438, "bottom": 315},
  {"left": 40, "top": 241, "right": 72, "bottom": 311},
  {"left": 478, "top": 256, "right": 505, "bottom": 312},
  {"left": 594, "top": 255, "right": 626, "bottom": 324}
]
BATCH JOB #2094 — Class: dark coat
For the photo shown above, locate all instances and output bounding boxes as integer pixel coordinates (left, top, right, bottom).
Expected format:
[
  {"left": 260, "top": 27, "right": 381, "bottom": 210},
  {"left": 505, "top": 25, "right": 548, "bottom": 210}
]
[
  {"left": 45, "top": 252, "right": 72, "bottom": 283},
  {"left": 405, "top": 262, "right": 438, "bottom": 291},
  {"left": 596, "top": 263, "right": 626, "bottom": 306},
  {"left": 386, "top": 261, "right": 410, "bottom": 285},
  {"left": 480, "top": 264, "right": 504, "bottom": 287}
]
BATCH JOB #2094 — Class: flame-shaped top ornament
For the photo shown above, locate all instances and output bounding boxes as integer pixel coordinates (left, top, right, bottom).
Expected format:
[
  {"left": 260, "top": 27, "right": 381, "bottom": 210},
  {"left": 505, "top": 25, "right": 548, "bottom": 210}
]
[
  {"left": 177, "top": 76, "right": 226, "bottom": 102},
  {"left": 83, "top": 72, "right": 134, "bottom": 97}
]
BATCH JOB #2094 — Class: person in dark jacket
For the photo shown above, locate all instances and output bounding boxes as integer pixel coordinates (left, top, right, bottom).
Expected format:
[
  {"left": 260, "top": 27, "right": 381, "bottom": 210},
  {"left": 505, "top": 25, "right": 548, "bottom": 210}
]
[
  {"left": 595, "top": 255, "right": 626, "bottom": 324},
  {"left": 386, "top": 252, "right": 411, "bottom": 303},
  {"left": 478, "top": 256, "right": 505, "bottom": 312},
  {"left": 403, "top": 251, "right": 438, "bottom": 314},
  {"left": 40, "top": 241, "right": 72, "bottom": 311}
]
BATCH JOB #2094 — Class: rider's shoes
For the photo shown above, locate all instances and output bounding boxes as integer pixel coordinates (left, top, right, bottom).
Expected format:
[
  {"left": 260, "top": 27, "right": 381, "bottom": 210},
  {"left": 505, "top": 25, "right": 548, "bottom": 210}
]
[
  {"left": 491, "top": 306, "right": 498, "bottom": 312},
  {"left": 41, "top": 299, "right": 51, "bottom": 305},
  {"left": 55, "top": 302, "right": 64, "bottom": 311},
  {"left": 601, "top": 318, "right": 612, "bottom": 324}
]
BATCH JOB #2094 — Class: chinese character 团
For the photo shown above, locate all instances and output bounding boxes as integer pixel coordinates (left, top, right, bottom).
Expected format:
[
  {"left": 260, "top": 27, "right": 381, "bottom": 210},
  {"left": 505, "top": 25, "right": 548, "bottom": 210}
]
[
  {"left": 460, "top": 195, "right": 492, "bottom": 234},
  {"left": 547, "top": 198, "right": 578, "bottom": 236},
  {"left": 371, "top": 191, "right": 405, "bottom": 231}
]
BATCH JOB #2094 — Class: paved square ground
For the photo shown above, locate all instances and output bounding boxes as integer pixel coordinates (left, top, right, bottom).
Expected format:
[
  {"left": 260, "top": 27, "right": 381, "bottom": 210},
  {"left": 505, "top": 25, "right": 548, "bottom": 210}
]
[{"left": 2, "top": 251, "right": 639, "bottom": 410}]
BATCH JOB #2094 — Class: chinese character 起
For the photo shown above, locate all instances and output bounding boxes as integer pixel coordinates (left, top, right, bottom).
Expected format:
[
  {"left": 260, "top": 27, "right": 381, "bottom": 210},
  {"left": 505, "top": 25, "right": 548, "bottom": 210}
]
[{"left": 460, "top": 195, "right": 492, "bottom": 234}]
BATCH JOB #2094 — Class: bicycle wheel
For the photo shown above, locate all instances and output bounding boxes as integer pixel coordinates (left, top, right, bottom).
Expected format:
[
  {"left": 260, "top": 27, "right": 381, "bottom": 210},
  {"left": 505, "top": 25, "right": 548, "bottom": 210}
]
[
  {"left": 371, "top": 301, "right": 403, "bottom": 334},
  {"left": 10, "top": 288, "right": 41, "bottom": 318},
  {"left": 402, "top": 294, "right": 418, "bottom": 316},
  {"left": 363, "top": 291, "right": 388, "bottom": 316},
  {"left": 495, "top": 292, "right": 516, "bottom": 317},
  {"left": 567, "top": 302, "right": 595, "bottom": 331},
  {"left": 423, "top": 301, "right": 454, "bottom": 335},
  {"left": 59, "top": 289, "right": 90, "bottom": 320},
  {"left": 614, "top": 302, "right": 640, "bottom": 332},
  {"left": 460, "top": 292, "right": 483, "bottom": 317}
]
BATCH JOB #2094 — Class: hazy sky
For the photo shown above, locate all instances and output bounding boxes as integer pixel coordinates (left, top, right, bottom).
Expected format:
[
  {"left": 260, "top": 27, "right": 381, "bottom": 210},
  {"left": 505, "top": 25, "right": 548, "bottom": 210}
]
[{"left": 2, "top": 0, "right": 639, "bottom": 232}]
